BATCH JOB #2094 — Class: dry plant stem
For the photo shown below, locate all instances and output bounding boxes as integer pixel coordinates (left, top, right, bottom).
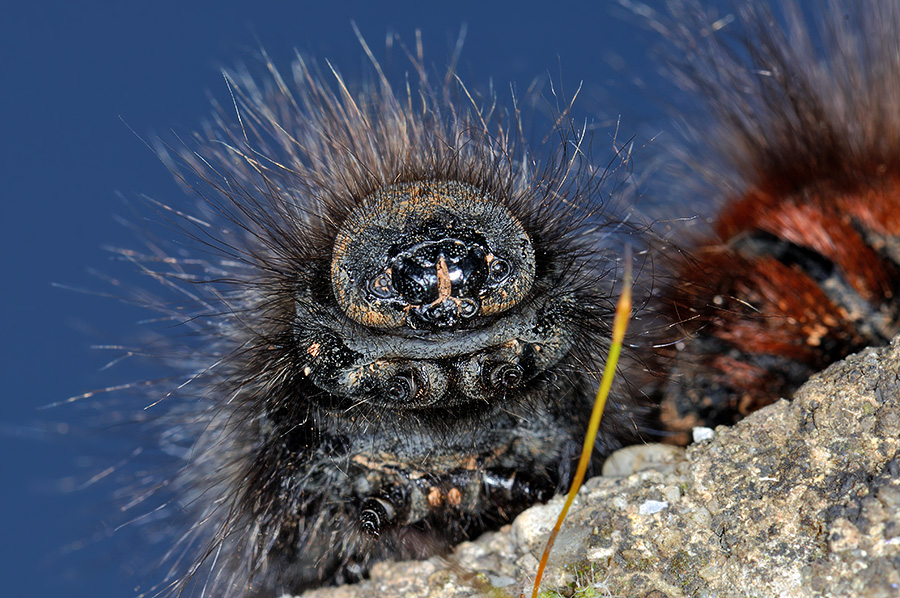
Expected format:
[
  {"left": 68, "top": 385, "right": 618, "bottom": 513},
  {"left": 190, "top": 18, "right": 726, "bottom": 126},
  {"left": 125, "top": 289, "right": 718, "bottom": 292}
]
[{"left": 530, "top": 249, "right": 633, "bottom": 598}]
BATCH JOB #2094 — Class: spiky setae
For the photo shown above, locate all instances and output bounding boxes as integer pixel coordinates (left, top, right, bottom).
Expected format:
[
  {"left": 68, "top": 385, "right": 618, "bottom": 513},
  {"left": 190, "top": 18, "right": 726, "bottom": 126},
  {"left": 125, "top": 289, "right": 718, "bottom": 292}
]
[{"left": 114, "top": 42, "right": 646, "bottom": 597}]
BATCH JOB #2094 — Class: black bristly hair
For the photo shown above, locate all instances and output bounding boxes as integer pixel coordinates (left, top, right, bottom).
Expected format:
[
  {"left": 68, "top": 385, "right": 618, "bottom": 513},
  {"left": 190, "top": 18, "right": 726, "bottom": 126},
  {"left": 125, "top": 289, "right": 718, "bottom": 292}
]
[{"left": 92, "top": 34, "right": 651, "bottom": 597}]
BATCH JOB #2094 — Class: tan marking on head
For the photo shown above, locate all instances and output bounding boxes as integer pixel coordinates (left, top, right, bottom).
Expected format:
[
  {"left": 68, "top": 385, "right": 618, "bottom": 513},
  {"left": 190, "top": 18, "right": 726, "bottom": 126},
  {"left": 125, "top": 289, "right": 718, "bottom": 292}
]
[
  {"left": 345, "top": 303, "right": 398, "bottom": 328},
  {"left": 434, "top": 256, "right": 452, "bottom": 303},
  {"left": 447, "top": 487, "right": 462, "bottom": 506},
  {"left": 307, "top": 343, "right": 321, "bottom": 357}
]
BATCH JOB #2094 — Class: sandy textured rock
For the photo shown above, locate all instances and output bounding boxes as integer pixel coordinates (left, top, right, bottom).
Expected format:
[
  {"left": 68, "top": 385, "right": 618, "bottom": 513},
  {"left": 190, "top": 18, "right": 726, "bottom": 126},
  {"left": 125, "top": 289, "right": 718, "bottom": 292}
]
[{"left": 293, "top": 337, "right": 900, "bottom": 598}]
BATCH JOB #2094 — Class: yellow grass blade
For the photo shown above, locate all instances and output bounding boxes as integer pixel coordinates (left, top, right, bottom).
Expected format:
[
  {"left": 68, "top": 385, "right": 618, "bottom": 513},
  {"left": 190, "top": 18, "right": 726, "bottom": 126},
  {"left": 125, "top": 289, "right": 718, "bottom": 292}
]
[{"left": 531, "top": 248, "right": 633, "bottom": 598}]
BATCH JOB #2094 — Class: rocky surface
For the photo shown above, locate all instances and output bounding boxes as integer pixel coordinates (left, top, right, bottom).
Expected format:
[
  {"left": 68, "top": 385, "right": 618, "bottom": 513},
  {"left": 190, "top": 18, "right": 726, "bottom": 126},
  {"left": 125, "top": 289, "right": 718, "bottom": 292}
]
[{"left": 293, "top": 337, "right": 900, "bottom": 598}]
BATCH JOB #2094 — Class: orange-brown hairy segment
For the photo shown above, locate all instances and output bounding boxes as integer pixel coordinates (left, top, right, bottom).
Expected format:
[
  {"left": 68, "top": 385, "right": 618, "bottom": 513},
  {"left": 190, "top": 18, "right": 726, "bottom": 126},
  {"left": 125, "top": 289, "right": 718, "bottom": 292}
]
[
  {"left": 638, "top": 0, "right": 900, "bottom": 439},
  {"left": 717, "top": 187, "right": 898, "bottom": 304}
]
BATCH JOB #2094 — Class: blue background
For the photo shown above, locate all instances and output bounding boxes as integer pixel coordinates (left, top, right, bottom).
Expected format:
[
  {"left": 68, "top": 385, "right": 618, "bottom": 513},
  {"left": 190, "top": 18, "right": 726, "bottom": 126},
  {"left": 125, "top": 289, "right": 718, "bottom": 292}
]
[{"left": 1, "top": 2, "right": 667, "bottom": 596}]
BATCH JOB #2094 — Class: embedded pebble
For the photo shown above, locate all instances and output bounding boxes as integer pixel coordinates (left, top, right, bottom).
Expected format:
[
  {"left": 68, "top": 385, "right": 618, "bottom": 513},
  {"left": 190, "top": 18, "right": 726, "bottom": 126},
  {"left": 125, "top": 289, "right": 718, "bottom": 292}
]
[
  {"left": 692, "top": 426, "right": 716, "bottom": 443},
  {"left": 639, "top": 500, "right": 669, "bottom": 515}
]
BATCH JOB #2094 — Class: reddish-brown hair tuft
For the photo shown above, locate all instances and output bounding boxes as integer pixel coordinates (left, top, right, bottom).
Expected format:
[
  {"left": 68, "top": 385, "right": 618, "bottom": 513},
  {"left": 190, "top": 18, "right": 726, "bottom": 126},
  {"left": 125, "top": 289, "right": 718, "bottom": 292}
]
[{"left": 644, "top": 0, "right": 900, "bottom": 436}]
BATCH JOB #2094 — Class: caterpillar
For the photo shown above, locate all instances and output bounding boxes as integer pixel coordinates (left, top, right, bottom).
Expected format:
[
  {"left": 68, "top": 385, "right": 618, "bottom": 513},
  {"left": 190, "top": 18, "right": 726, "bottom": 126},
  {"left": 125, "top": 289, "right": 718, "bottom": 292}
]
[
  {"left": 106, "top": 39, "right": 649, "bottom": 597},
  {"left": 639, "top": 0, "right": 900, "bottom": 441},
  {"left": 82, "top": 0, "right": 900, "bottom": 596}
]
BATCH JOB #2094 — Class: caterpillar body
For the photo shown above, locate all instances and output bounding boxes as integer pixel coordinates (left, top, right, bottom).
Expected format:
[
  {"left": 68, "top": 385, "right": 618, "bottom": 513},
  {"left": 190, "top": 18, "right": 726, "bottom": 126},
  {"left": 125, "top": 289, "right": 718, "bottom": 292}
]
[
  {"left": 112, "top": 44, "right": 647, "bottom": 597},
  {"left": 85, "top": 0, "right": 900, "bottom": 595},
  {"left": 643, "top": 0, "right": 900, "bottom": 439}
]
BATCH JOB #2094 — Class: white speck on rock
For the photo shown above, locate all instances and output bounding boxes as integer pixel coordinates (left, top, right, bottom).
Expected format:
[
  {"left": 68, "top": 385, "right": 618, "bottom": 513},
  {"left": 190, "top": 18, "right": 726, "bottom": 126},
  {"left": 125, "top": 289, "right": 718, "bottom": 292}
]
[
  {"left": 639, "top": 500, "right": 669, "bottom": 515},
  {"left": 692, "top": 426, "right": 716, "bottom": 443}
]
